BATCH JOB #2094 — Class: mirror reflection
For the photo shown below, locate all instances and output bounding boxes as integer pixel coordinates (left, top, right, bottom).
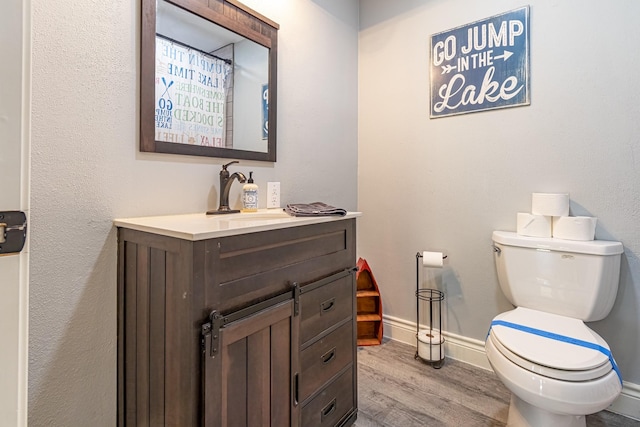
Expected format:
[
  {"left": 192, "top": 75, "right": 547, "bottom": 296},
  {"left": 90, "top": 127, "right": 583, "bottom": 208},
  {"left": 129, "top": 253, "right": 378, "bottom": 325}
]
[
  {"left": 140, "top": 0, "right": 278, "bottom": 161},
  {"left": 156, "top": 1, "right": 269, "bottom": 153}
]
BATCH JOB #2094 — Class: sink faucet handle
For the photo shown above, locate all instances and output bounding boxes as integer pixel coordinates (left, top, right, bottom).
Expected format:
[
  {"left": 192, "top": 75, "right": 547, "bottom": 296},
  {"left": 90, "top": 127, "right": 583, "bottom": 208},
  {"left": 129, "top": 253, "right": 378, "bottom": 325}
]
[{"left": 222, "top": 160, "right": 239, "bottom": 170}]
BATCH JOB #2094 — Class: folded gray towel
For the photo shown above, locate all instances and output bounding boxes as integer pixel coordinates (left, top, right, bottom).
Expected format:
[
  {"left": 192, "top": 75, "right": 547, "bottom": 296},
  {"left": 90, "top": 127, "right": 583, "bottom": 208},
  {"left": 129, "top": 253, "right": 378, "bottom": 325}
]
[{"left": 284, "top": 202, "right": 347, "bottom": 217}]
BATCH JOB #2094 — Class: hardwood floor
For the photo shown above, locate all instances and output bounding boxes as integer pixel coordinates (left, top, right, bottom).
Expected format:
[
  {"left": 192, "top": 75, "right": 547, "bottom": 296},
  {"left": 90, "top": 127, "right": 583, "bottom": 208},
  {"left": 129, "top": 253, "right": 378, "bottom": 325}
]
[{"left": 354, "top": 339, "right": 639, "bottom": 427}]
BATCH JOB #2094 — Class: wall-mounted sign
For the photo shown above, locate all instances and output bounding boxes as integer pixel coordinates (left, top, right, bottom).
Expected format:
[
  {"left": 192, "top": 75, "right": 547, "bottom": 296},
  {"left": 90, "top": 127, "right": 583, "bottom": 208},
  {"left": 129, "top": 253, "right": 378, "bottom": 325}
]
[
  {"left": 155, "top": 36, "right": 232, "bottom": 146},
  {"left": 430, "top": 6, "right": 530, "bottom": 118}
]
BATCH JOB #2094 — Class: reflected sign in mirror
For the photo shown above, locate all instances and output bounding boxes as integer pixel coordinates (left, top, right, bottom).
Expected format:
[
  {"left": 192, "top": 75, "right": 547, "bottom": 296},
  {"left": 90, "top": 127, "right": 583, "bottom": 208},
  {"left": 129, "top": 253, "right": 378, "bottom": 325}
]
[{"left": 141, "top": 0, "right": 278, "bottom": 161}]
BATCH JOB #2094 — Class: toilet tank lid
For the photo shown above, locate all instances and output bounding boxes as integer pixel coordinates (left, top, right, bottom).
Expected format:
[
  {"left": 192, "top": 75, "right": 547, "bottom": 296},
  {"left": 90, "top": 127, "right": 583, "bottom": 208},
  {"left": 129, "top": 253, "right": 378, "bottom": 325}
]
[{"left": 492, "top": 231, "right": 623, "bottom": 256}]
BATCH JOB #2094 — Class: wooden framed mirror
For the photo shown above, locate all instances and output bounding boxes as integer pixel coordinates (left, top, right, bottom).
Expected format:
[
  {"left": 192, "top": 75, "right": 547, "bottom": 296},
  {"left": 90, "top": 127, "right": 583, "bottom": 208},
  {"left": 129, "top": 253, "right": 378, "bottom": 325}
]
[{"left": 141, "top": 0, "right": 279, "bottom": 162}]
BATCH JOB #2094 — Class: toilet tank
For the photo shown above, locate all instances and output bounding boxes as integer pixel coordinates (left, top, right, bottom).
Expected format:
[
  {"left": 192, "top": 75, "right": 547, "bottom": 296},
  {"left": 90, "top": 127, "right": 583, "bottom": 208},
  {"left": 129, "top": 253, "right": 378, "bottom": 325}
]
[{"left": 492, "top": 231, "right": 623, "bottom": 321}]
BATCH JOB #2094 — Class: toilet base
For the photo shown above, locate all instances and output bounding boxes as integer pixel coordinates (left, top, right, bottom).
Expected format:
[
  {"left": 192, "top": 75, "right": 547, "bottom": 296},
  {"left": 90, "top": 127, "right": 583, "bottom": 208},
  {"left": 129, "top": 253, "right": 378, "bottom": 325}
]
[{"left": 508, "top": 395, "right": 585, "bottom": 427}]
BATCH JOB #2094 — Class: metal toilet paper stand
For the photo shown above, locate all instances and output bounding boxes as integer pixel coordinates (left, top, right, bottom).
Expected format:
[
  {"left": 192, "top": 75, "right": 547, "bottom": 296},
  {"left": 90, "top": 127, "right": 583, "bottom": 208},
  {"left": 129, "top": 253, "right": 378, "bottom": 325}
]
[{"left": 415, "top": 252, "right": 445, "bottom": 368}]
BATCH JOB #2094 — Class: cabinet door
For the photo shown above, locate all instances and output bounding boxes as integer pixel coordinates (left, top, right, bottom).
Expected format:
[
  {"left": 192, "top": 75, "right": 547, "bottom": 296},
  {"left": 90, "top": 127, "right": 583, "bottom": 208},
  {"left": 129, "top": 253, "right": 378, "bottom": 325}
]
[{"left": 202, "top": 299, "right": 299, "bottom": 427}]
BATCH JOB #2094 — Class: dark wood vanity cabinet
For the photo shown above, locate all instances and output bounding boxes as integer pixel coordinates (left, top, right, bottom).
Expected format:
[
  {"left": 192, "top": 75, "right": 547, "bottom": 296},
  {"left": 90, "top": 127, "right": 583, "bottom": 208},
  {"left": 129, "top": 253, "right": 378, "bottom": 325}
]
[{"left": 117, "top": 218, "right": 358, "bottom": 427}]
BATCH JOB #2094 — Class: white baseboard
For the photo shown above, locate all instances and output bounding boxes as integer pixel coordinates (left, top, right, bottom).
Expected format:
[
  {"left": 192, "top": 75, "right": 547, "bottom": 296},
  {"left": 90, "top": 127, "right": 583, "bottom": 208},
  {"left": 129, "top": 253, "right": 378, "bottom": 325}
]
[
  {"left": 382, "top": 314, "right": 492, "bottom": 370},
  {"left": 609, "top": 381, "right": 640, "bottom": 421},
  {"left": 382, "top": 314, "right": 640, "bottom": 422}
]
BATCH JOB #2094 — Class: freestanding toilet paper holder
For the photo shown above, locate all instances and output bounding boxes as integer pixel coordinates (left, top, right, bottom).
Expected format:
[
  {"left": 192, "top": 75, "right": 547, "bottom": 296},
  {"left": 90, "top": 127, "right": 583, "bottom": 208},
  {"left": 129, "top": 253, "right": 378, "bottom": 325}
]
[{"left": 415, "top": 252, "right": 445, "bottom": 368}]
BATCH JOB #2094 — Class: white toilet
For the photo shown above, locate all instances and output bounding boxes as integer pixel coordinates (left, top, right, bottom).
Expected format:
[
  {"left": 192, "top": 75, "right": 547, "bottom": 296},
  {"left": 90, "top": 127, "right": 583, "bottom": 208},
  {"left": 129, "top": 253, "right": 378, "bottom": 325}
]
[{"left": 486, "top": 231, "right": 624, "bottom": 427}]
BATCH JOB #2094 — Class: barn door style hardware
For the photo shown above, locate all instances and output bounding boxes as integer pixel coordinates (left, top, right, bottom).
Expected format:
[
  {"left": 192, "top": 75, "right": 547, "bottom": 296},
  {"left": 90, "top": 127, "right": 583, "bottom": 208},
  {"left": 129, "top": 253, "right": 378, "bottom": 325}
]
[
  {"left": 201, "top": 286, "right": 298, "bottom": 358},
  {"left": 0, "top": 211, "right": 27, "bottom": 255},
  {"left": 201, "top": 311, "right": 225, "bottom": 359}
]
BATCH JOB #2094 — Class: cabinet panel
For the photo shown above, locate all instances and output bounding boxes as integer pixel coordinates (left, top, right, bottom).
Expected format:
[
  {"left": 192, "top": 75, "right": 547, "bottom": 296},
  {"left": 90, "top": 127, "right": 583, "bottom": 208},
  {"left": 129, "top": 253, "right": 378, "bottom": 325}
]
[
  {"left": 208, "top": 220, "right": 356, "bottom": 314},
  {"left": 271, "top": 315, "right": 298, "bottom": 426},
  {"left": 223, "top": 337, "right": 247, "bottom": 427},
  {"left": 217, "top": 227, "right": 348, "bottom": 282},
  {"left": 119, "top": 233, "right": 200, "bottom": 426}
]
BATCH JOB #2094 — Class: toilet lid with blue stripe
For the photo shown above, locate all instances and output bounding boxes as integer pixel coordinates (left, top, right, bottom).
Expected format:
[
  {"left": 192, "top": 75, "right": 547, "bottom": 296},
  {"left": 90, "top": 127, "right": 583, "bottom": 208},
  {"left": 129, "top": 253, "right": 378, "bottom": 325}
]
[{"left": 490, "top": 307, "right": 611, "bottom": 375}]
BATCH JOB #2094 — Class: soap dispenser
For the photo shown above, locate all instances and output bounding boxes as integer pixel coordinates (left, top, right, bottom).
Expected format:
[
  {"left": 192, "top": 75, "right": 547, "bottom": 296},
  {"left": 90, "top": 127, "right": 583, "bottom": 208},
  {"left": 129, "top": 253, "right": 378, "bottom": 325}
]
[{"left": 242, "top": 171, "right": 259, "bottom": 212}]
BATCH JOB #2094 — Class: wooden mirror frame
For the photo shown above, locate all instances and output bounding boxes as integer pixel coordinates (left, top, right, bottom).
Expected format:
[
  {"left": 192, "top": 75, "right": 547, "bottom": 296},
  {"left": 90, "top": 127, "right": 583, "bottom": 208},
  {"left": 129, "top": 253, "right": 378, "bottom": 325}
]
[{"left": 141, "top": 0, "right": 279, "bottom": 162}]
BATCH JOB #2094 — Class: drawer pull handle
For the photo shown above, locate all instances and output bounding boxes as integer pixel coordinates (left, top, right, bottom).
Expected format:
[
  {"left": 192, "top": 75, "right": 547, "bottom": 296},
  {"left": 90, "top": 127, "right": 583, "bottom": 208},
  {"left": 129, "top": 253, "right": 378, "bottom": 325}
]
[
  {"left": 321, "top": 347, "right": 336, "bottom": 365},
  {"left": 293, "top": 372, "right": 299, "bottom": 407},
  {"left": 321, "top": 398, "right": 337, "bottom": 421},
  {"left": 320, "top": 298, "right": 335, "bottom": 314}
]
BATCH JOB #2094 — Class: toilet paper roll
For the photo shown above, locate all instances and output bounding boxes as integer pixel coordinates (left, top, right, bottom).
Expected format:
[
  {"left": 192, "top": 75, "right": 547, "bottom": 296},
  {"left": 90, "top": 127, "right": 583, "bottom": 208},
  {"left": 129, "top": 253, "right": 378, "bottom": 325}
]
[
  {"left": 552, "top": 216, "right": 597, "bottom": 241},
  {"left": 516, "top": 212, "right": 552, "bottom": 237},
  {"left": 531, "top": 193, "right": 570, "bottom": 217},
  {"left": 417, "top": 330, "right": 444, "bottom": 361},
  {"left": 422, "top": 251, "right": 444, "bottom": 268}
]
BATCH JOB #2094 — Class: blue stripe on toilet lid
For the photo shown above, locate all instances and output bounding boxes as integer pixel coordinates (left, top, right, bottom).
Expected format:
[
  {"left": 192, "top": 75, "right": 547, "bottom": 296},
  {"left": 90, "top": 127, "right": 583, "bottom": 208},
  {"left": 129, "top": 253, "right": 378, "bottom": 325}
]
[{"left": 487, "top": 308, "right": 621, "bottom": 384}]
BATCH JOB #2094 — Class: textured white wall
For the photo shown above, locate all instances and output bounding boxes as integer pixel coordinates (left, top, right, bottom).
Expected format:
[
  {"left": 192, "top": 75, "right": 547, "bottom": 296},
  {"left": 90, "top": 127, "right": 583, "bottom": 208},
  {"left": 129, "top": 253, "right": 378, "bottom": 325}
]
[
  {"left": 0, "top": 1, "right": 29, "bottom": 425},
  {"left": 29, "top": 0, "right": 358, "bottom": 424},
  {"left": 358, "top": 0, "right": 640, "bottom": 385}
]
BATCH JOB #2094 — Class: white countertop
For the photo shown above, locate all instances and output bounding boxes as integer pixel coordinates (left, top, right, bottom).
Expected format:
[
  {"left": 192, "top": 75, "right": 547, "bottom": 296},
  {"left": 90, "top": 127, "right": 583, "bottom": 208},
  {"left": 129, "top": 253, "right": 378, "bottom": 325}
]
[{"left": 114, "top": 209, "right": 361, "bottom": 241}]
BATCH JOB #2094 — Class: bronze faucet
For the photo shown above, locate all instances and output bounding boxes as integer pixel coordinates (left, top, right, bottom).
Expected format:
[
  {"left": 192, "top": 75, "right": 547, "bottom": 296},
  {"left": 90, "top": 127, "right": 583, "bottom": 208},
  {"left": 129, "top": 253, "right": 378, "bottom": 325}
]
[{"left": 207, "top": 161, "right": 247, "bottom": 215}]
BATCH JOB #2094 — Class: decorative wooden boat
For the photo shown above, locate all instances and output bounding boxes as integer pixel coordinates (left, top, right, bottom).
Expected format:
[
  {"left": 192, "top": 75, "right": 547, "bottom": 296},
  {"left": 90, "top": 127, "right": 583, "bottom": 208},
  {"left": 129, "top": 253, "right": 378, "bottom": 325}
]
[{"left": 356, "top": 257, "right": 383, "bottom": 346}]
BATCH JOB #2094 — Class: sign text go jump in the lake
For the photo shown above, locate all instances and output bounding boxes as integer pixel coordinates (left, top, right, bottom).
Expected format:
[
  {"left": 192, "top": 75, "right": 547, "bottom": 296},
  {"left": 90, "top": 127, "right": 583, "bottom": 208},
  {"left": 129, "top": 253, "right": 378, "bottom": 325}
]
[{"left": 430, "top": 6, "right": 530, "bottom": 118}]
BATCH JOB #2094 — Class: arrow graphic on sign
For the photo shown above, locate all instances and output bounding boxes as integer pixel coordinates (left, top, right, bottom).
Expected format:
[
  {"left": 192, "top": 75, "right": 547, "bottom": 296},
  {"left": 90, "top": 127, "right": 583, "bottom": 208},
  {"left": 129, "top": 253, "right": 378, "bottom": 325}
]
[
  {"left": 493, "top": 50, "right": 514, "bottom": 61},
  {"left": 441, "top": 64, "right": 457, "bottom": 74}
]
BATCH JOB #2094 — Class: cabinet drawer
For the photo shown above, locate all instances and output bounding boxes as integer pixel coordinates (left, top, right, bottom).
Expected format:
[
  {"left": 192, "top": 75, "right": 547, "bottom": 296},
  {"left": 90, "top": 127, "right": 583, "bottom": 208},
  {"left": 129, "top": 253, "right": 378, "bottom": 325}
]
[
  {"left": 301, "top": 365, "right": 354, "bottom": 427},
  {"left": 210, "top": 219, "right": 356, "bottom": 313},
  {"left": 300, "top": 273, "right": 353, "bottom": 344},
  {"left": 299, "top": 321, "right": 353, "bottom": 402}
]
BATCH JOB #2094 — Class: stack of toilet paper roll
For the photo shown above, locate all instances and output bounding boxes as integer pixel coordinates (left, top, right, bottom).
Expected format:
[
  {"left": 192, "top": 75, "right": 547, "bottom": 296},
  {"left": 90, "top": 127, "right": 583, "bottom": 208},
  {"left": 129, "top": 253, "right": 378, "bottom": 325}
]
[
  {"left": 417, "top": 329, "right": 444, "bottom": 361},
  {"left": 516, "top": 193, "right": 597, "bottom": 241}
]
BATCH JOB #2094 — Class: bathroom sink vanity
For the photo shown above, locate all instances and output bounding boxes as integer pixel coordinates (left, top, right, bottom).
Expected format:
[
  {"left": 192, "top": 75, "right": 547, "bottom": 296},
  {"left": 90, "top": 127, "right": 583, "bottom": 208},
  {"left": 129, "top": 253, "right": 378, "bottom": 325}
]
[{"left": 115, "top": 210, "right": 360, "bottom": 426}]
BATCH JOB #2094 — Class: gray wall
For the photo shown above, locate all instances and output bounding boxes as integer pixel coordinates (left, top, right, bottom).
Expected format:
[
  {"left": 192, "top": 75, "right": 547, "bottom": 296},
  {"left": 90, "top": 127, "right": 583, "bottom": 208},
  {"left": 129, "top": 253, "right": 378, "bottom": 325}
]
[
  {"left": 29, "top": 0, "right": 358, "bottom": 424},
  {"left": 28, "top": 0, "right": 640, "bottom": 423},
  {"left": 358, "top": 0, "right": 640, "bottom": 387}
]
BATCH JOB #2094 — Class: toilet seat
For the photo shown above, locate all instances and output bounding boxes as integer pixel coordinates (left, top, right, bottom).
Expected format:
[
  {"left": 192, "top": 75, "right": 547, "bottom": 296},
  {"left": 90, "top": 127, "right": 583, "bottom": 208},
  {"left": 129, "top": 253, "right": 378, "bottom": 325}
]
[
  {"left": 485, "top": 334, "right": 622, "bottom": 417},
  {"left": 489, "top": 307, "right": 615, "bottom": 382}
]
